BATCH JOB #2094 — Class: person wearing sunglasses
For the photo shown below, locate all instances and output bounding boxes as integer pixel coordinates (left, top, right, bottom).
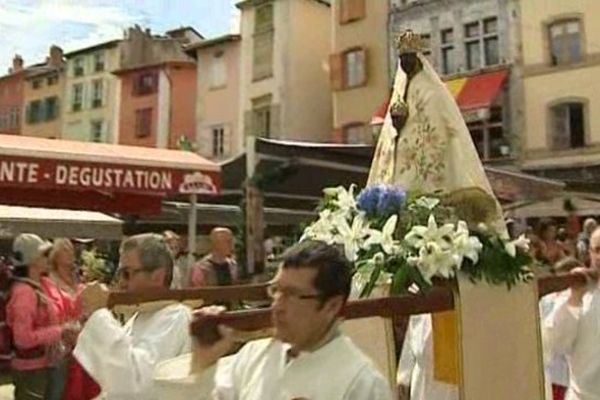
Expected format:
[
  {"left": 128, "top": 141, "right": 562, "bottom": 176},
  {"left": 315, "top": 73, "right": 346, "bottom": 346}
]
[
  {"left": 155, "top": 240, "right": 393, "bottom": 400},
  {"left": 72, "top": 233, "right": 192, "bottom": 400}
]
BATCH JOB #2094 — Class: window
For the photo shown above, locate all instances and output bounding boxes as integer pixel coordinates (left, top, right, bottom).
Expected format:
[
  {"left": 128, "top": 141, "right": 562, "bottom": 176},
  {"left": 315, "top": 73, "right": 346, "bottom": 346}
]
[
  {"left": 94, "top": 52, "right": 105, "bottom": 72},
  {"left": 253, "top": 3, "right": 274, "bottom": 81},
  {"left": 27, "top": 100, "right": 42, "bottom": 124},
  {"left": 210, "top": 52, "right": 227, "bottom": 88},
  {"left": 343, "top": 48, "right": 367, "bottom": 88},
  {"left": 92, "top": 79, "right": 103, "bottom": 108},
  {"left": 483, "top": 17, "right": 499, "bottom": 66},
  {"left": 465, "top": 106, "right": 508, "bottom": 161},
  {"left": 135, "top": 108, "right": 152, "bottom": 138},
  {"left": 47, "top": 75, "right": 58, "bottom": 86},
  {"left": 464, "top": 18, "right": 499, "bottom": 70},
  {"left": 421, "top": 33, "right": 432, "bottom": 60},
  {"left": 73, "top": 57, "right": 84, "bottom": 77},
  {"left": 212, "top": 126, "right": 226, "bottom": 157},
  {"left": 252, "top": 95, "right": 272, "bottom": 138},
  {"left": 340, "top": 0, "right": 365, "bottom": 24},
  {"left": 343, "top": 124, "right": 365, "bottom": 144},
  {"left": 549, "top": 20, "right": 582, "bottom": 66},
  {"left": 550, "top": 102, "right": 585, "bottom": 150},
  {"left": 9, "top": 106, "right": 19, "bottom": 128},
  {"left": 72, "top": 83, "right": 83, "bottom": 112},
  {"left": 90, "top": 120, "right": 103, "bottom": 142},
  {"left": 44, "top": 97, "right": 58, "bottom": 121},
  {"left": 441, "top": 28, "right": 455, "bottom": 75},
  {"left": 32, "top": 79, "right": 42, "bottom": 89},
  {"left": 465, "top": 22, "right": 481, "bottom": 70},
  {"left": 133, "top": 71, "right": 158, "bottom": 96}
]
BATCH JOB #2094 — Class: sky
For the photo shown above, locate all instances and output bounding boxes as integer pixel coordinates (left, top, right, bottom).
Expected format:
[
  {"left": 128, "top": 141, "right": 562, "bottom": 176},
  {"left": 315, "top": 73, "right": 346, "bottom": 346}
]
[{"left": 0, "top": 0, "right": 241, "bottom": 73}]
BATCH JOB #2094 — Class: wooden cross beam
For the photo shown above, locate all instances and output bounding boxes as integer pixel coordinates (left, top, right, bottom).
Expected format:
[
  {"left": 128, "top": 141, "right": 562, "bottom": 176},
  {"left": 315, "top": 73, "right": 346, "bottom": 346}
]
[{"left": 106, "top": 271, "right": 596, "bottom": 345}]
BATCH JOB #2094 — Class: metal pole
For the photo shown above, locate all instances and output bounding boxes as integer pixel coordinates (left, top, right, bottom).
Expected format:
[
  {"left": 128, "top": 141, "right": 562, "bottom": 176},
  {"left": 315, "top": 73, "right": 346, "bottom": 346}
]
[{"left": 188, "top": 193, "right": 197, "bottom": 269}]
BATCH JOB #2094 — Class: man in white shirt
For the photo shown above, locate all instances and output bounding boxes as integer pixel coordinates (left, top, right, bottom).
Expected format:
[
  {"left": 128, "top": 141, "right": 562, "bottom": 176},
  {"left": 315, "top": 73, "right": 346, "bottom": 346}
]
[
  {"left": 397, "top": 314, "right": 458, "bottom": 400},
  {"left": 74, "top": 233, "right": 192, "bottom": 400},
  {"left": 157, "top": 240, "right": 393, "bottom": 400},
  {"left": 544, "top": 228, "right": 600, "bottom": 400}
]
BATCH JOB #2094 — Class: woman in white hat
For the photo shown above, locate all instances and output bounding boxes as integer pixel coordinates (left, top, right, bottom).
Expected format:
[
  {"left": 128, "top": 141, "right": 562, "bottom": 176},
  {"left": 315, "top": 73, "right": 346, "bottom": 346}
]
[{"left": 6, "top": 233, "right": 79, "bottom": 400}]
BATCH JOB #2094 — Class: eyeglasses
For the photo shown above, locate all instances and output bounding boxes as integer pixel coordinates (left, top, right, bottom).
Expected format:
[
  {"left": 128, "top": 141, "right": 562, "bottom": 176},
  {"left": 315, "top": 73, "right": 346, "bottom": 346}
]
[
  {"left": 116, "top": 266, "right": 146, "bottom": 280},
  {"left": 266, "top": 282, "right": 321, "bottom": 301}
]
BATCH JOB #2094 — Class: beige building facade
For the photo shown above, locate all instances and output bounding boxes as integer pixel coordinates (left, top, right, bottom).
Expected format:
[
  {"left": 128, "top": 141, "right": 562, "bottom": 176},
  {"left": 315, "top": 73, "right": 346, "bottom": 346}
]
[
  {"left": 189, "top": 35, "right": 242, "bottom": 160},
  {"left": 330, "top": 0, "right": 389, "bottom": 144},
  {"left": 519, "top": 0, "right": 600, "bottom": 187},
  {"left": 22, "top": 46, "right": 65, "bottom": 139},
  {"left": 237, "top": 0, "right": 332, "bottom": 143},
  {"left": 62, "top": 41, "right": 121, "bottom": 143}
]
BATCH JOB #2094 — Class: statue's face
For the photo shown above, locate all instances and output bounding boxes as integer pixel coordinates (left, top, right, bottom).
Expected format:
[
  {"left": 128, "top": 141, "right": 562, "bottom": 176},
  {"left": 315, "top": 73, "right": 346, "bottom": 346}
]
[{"left": 400, "top": 53, "right": 420, "bottom": 75}]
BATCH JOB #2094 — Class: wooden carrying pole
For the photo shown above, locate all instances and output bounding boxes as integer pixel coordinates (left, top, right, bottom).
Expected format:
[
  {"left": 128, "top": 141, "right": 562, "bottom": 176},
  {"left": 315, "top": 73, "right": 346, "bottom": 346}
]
[
  {"left": 187, "top": 272, "right": 593, "bottom": 345},
  {"left": 105, "top": 272, "right": 596, "bottom": 344}
]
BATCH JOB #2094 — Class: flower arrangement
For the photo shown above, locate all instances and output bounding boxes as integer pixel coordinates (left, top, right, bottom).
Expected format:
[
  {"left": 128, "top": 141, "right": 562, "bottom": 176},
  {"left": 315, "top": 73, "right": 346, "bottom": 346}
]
[{"left": 301, "top": 184, "right": 532, "bottom": 296}]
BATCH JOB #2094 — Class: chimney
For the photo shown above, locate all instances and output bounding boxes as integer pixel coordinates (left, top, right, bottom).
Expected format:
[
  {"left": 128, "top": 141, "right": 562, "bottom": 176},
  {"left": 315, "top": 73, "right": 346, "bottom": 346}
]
[
  {"left": 48, "top": 45, "right": 63, "bottom": 67},
  {"left": 12, "top": 55, "right": 24, "bottom": 72}
]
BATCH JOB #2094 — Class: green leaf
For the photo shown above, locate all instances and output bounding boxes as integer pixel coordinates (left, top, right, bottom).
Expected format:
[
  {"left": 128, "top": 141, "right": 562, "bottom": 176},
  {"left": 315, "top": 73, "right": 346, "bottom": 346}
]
[
  {"left": 391, "top": 265, "right": 411, "bottom": 294},
  {"left": 360, "top": 263, "right": 382, "bottom": 298}
]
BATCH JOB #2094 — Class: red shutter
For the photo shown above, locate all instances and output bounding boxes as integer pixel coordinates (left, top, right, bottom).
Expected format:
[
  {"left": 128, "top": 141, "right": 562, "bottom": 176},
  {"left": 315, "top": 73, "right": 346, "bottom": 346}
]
[
  {"left": 350, "top": 0, "right": 365, "bottom": 21},
  {"left": 329, "top": 53, "right": 345, "bottom": 91}
]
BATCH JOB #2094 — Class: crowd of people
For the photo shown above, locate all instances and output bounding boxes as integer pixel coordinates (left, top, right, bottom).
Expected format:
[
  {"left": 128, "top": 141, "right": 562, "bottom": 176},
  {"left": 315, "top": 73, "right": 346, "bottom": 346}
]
[
  {"left": 0, "top": 225, "right": 240, "bottom": 400},
  {"left": 1, "top": 232, "right": 394, "bottom": 399},
  {"left": 0, "top": 217, "right": 598, "bottom": 399}
]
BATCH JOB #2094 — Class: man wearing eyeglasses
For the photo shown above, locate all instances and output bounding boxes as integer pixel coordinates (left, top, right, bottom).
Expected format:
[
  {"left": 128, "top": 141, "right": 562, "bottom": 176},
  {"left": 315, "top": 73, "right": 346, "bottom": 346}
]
[
  {"left": 154, "top": 240, "right": 393, "bottom": 399},
  {"left": 73, "top": 233, "right": 192, "bottom": 400}
]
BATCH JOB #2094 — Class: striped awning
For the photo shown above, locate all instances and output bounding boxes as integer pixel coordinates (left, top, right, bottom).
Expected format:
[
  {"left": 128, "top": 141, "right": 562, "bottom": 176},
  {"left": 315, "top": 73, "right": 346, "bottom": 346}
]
[{"left": 371, "top": 69, "right": 509, "bottom": 125}]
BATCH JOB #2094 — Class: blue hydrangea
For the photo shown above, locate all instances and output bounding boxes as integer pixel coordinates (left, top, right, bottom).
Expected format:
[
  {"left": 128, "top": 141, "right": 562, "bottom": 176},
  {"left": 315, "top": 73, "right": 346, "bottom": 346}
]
[{"left": 357, "top": 184, "right": 406, "bottom": 217}]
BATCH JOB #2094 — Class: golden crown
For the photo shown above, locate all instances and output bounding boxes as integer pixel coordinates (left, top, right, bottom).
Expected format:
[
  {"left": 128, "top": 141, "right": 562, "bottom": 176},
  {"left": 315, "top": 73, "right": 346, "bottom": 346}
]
[{"left": 395, "top": 30, "right": 427, "bottom": 54}]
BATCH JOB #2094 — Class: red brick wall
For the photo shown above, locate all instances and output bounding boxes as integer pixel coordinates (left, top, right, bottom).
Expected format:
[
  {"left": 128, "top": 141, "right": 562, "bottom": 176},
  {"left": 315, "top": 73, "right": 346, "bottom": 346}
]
[{"left": 0, "top": 72, "right": 25, "bottom": 135}]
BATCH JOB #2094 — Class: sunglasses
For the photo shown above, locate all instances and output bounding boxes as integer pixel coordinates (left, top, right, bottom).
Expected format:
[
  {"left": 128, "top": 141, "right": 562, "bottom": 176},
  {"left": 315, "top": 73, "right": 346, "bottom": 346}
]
[{"left": 116, "top": 266, "right": 146, "bottom": 280}]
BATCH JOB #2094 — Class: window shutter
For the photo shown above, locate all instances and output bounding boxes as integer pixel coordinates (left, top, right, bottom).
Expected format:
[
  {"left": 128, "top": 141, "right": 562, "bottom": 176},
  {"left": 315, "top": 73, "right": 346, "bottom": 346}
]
[
  {"left": 339, "top": 0, "right": 350, "bottom": 24},
  {"left": 361, "top": 47, "right": 369, "bottom": 86},
  {"left": 329, "top": 53, "right": 344, "bottom": 91},
  {"left": 223, "top": 125, "right": 232, "bottom": 156},
  {"left": 551, "top": 105, "right": 569, "bottom": 150},
  {"left": 350, "top": 0, "right": 365, "bottom": 21}
]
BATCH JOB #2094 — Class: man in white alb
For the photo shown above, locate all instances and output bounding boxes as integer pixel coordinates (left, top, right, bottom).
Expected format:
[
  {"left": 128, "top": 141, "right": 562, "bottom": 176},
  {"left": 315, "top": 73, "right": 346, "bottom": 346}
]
[
  {"left": 155, "top": 240, "right": 393, "bottom": 400},
  {"left": 74, "top": 233, "right": 192, "bottom": 400},
  {"left": 544, "top": 227, "right": 600, "bottom": 400}
]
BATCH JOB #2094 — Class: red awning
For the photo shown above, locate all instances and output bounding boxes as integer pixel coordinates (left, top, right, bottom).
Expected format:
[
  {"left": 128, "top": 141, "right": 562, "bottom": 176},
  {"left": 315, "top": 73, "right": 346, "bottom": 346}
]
[
  {"left": 370, "top": 69, "right": 509, "bottom": 124},
  {"left": 370, "top": 97, "right": 391, "bottom": 125},
  {"left": 455, "top": 69, "right": 508, "bottom": 110},
  {"left": 0, "top": 134, "right": 220, "bottom": 215}
]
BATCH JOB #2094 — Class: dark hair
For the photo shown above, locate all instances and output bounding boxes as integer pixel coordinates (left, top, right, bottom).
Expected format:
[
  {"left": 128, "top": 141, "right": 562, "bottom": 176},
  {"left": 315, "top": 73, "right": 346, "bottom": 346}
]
[
  {"left": 536, "top": 218, "right": 557, "bottom": 237},
  {"left": 281, "top": 240, "right": 352, "bottom": 303}
]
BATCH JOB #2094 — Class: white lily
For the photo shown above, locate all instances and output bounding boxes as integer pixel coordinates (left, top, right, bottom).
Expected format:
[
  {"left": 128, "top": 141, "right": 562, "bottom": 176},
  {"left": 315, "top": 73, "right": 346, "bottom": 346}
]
[
  {"left": 414, "top": 242, "right": 457, "bottom": 283},
  {"left": 336, "top": 213, "right": 370, "bottom": 261},
  {"left": 452, "top": 231, "right": 483, "bottom": 266},
  {"left": 334, "top": 185, "right": 357, "bottom": 212},
  {"left": 415, "top": 196, "right": 440, "bottom": 210},
  {"left": 364, "top": 215, "right": 401, "bottom": 255},
  {"left": 405, "top": 214, "right": 455, "bottom": 250},
  {"left": 504, "top": 234, "right": 530, "bottom": 258}
]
